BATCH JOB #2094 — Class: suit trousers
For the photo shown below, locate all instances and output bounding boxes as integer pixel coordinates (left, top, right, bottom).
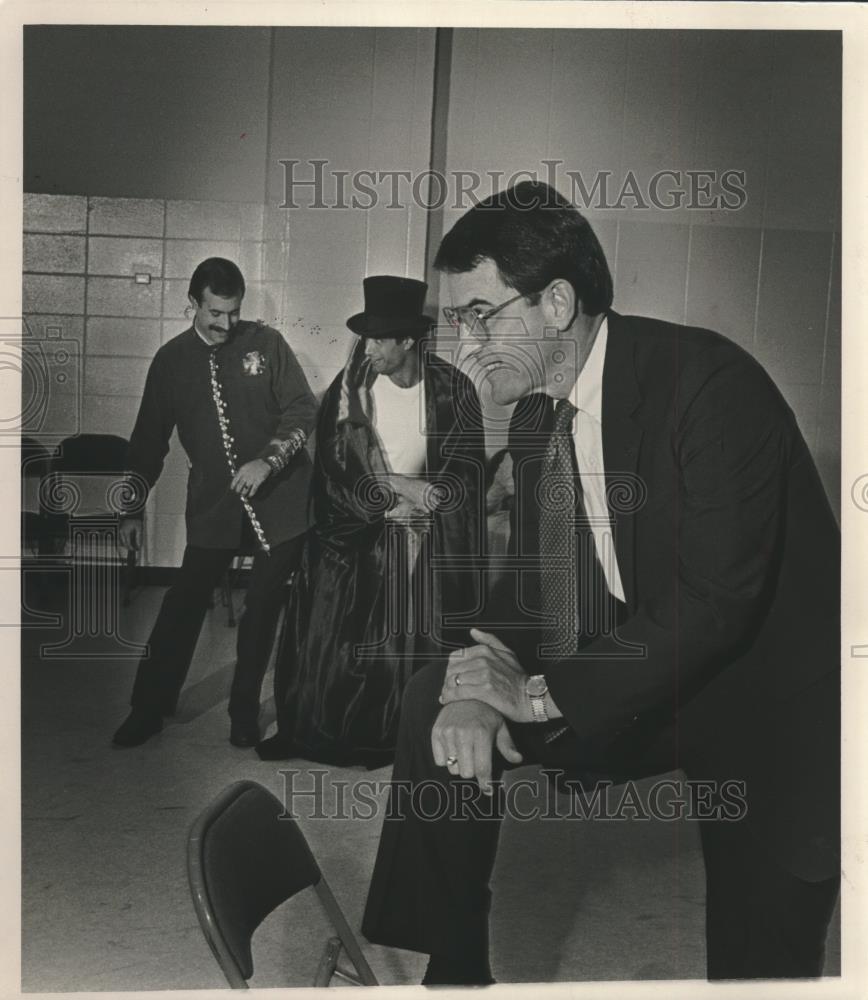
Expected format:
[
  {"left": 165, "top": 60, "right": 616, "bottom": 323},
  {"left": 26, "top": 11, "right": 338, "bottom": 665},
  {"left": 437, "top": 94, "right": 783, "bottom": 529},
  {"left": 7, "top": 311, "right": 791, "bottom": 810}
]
[
  {"left": 361, "top": 658, "right": 839, "bottom": 980},
  {"left": 130, "top": 531, "right": 305, "bottom": 724}
]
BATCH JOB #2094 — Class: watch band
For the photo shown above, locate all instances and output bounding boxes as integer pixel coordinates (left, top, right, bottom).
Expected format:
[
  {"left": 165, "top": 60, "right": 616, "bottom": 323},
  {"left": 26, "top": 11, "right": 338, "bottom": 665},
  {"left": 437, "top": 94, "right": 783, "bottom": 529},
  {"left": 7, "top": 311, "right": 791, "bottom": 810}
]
[
  {"left": 530, "top": 693, "right": 549, "bottom": 723},
  {"left": 527, "top": 675, "right": 549, "bottom": 723}
]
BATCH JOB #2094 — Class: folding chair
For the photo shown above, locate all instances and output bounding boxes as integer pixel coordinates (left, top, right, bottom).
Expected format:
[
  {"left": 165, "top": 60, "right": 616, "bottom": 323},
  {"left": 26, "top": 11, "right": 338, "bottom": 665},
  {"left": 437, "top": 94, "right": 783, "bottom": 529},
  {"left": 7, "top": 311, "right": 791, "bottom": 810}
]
[
  {"left": 38, "top": 433, "right": 140, "bottom": 606},
  {"left": 21, "top": 436, "right": 54, "bottom": 556},
  {"left": 187, "top": 780, "right": 378, "bottom": 988}
]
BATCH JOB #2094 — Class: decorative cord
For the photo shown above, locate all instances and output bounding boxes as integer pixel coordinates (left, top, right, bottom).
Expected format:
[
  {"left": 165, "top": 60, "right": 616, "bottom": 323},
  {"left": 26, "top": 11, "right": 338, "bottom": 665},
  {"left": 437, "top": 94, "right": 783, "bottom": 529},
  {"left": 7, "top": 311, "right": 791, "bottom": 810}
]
[{"left": 208, "top": 349, "right": 271, "bottom": 553}]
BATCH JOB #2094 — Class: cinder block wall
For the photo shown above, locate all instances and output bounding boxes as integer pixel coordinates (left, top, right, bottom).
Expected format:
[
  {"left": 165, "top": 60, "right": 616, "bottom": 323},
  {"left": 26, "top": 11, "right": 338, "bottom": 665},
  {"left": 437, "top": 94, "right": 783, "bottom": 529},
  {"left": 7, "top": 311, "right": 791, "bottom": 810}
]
[
  {"left": 23, "top": 28, "right": 841, "bottom": 565},
  {"left": 23, "top": 27, "right": 436, "bottom": 566},
  {"left": 441, "top": 30, "right": 841, "bottom": 513},
  {"left": 22, "top": 195, "right": 293, "bottom": 565}
]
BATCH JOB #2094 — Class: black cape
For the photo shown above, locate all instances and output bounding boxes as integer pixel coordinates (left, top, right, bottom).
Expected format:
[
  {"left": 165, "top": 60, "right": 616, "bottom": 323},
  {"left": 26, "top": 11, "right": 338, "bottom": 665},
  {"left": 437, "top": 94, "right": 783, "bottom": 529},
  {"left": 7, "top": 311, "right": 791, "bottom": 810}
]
[{"left": 269, "top": 342, "right": 485, "bottom": 767}]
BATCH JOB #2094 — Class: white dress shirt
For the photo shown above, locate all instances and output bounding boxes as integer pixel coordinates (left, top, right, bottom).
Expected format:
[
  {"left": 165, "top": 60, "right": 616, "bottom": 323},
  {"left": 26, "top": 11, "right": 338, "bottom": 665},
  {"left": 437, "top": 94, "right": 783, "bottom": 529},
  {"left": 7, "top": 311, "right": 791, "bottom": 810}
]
[{"left": 567, "top": 317, "right": 626, "bottom": 602}]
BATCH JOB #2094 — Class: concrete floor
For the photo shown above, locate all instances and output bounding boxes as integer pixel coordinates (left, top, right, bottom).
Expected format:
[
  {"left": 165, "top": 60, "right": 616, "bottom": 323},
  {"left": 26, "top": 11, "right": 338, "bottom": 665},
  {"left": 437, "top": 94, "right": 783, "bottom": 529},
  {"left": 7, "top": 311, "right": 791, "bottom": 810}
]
[{"left": 20, "top": 574, "right": 840, "bottom": 991}]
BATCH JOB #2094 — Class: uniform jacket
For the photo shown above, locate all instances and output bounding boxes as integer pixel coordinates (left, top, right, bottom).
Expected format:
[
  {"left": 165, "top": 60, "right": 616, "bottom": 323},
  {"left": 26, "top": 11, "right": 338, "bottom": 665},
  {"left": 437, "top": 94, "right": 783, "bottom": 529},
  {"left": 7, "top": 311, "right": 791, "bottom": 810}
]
[{"left": 126, "top": 321, "right": 317, "bottom": 549}]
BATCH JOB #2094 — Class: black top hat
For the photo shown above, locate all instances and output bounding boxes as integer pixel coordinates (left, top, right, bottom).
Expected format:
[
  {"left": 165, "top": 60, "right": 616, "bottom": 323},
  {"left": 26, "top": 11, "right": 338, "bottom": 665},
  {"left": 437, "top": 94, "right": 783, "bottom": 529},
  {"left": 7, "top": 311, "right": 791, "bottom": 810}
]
[{"left": 346, "top": 276, "right": 434, "bottom": 338}]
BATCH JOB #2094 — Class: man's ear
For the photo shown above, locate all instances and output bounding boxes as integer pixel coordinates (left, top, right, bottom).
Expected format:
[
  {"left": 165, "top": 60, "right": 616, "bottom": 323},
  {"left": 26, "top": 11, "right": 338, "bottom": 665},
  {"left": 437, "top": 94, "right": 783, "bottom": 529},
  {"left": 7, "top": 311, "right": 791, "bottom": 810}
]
[
  {"left": 188, "top": 293, "right": 198, "bottom": 311},
  {"left": 541, "top": 279, "right": 578, "bottom": 332}
]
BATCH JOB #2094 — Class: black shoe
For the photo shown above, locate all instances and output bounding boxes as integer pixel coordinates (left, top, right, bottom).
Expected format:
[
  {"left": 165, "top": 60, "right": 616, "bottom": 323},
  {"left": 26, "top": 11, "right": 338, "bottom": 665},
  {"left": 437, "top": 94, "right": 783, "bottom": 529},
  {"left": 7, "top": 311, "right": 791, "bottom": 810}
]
[
  {"left": 112, "top": 710, "right": 163, "bottom": 748},
  {"left": 230, "top": 720, "right": 260, "bottom": 748},
  {"left": 255, "top": 734, "right": 294, "bottom": 760},
  {"left": 422, "top": 954, "right": 495, "bottom": 986}
]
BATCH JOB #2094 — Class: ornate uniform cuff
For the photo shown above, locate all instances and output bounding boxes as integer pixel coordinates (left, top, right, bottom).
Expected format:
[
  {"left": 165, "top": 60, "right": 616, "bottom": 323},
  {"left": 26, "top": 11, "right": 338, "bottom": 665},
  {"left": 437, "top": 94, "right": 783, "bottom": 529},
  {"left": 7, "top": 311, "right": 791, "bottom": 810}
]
[{"left": 259, "top": 429, "right": 307, "bottom": 473}]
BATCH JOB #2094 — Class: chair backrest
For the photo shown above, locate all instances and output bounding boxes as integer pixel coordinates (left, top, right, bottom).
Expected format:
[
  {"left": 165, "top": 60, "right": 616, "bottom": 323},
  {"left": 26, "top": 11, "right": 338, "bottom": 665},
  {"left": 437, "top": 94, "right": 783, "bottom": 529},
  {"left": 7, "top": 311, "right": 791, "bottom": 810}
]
[
  {"left": 53, "top": 433, "right": 129, "bottom": 473},
  {"left": 45, "top": 434, "right": 132, "bottom": 519},
  {"left": 21, "top": 435, "right": 53, "bottom": 468},
  {"left": 187, "top": 780, "right": 323, "bottom": 986},
  {"left": 21, "top": 436, "right": 53, "bottom": 518}
]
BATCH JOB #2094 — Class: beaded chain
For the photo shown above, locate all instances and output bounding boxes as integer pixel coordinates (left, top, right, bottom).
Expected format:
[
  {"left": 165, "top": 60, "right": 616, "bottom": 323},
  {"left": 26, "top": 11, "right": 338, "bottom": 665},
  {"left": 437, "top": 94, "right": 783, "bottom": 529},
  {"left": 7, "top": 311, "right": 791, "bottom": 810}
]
[{"left": 208, "top": 349, "right": 271, "bottom": 553}]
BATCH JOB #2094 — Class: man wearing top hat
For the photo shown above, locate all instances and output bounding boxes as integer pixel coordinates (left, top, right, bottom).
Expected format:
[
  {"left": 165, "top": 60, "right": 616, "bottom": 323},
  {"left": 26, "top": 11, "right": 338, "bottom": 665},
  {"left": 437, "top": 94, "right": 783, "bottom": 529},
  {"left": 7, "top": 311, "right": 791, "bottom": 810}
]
[
  {"left": 112, "top": 257, "right": 317, "bottom": 750},
  {"left": 257, "top": 276, "right": 486, "bottom": 766}
]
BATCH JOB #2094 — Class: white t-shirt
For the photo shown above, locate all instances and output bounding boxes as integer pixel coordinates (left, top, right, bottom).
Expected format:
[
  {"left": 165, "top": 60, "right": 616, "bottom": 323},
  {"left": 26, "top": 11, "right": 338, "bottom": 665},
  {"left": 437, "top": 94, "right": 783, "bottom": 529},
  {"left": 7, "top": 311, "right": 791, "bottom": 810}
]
[{"left": 371, "top": 375, "right": 427, "bottom": 475}]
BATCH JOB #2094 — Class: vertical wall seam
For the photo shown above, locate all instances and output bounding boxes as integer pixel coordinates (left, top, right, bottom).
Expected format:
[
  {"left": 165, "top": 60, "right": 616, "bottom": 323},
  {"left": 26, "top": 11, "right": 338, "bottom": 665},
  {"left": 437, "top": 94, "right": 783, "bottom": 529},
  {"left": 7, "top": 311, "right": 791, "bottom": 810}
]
[
  {"left": 423, "top": 27, "right": 453, "bottom": 305},
  {"left": 753, "top": 35, "right": 777, "bottom": 351},
  {"left": 611, "top": 31, "right": 631, "bottom": 302},
  {"left": 617, "top": 32, "right": 630, "bottom": 196},
  {"left": 683, "top": 34, "right": 706, "bottom": 328},
  {"left": 160, "top": 197, "right": 168, "bottom": 341},
  {"left": 682, "top": 225, "right": 694, "bottom": 328},
  {"left": 263, "top": 27, "right": 277, "bottom": 208},
  {"left": 817, "top": 229, "right": 838, "bottom": 438},
  {"left": 364, "top": 30, "right": 378, "bottom": 276},
  {"left": 751, "top": 228, "right": 766, "bottom": 354},
  {"left": 546, "top": 33, "right": 556, "bottom": 161},
  {"left": 406, "top": 28, "right": 422, "bottom": 278},
  {"left": 261, "top": 28, "right": 286, "bottom": 332},
  {"left": 83, "top": 199, "right": 90, "bottom": 369}
]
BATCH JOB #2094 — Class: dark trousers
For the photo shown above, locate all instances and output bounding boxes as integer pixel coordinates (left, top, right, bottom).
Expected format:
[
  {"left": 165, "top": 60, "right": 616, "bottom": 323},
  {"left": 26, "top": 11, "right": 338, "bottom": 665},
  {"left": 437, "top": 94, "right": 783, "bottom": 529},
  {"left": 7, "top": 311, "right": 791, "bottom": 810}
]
[
  {"left": 700, "top": 818, "right": 838, "bottom": 979},
  {"left": 130, "top": 532, "right": 305, "bottom": 725},
  {"left": 361, "top": 659, "right": 839, "bottom": 980}
]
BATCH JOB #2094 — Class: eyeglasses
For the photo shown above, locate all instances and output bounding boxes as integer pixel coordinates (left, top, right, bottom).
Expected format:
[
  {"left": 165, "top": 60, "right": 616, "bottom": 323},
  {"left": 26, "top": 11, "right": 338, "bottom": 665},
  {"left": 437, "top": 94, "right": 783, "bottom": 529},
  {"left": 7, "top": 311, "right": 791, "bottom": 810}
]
[{"left": 442, "top": 292, "right": 527, "bottom": 334}]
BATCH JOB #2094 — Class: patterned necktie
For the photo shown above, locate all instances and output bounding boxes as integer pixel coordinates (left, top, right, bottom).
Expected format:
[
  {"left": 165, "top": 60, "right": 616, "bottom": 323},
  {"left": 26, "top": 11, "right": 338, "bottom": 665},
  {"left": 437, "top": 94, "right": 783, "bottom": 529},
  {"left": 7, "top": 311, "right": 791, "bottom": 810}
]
[{"left": 538, "top": 397, "right": 609, "bottom": 658}]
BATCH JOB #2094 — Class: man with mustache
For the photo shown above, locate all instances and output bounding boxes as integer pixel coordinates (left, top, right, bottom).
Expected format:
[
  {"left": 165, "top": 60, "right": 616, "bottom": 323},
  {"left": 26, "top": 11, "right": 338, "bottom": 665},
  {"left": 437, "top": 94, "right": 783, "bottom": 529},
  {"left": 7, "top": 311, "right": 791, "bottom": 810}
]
[
  {"left": 112, "top": 257, "right": 317, "bottom": 749},
  {"left": 362, "top": 183, "right": 840, "bottom": 983}
]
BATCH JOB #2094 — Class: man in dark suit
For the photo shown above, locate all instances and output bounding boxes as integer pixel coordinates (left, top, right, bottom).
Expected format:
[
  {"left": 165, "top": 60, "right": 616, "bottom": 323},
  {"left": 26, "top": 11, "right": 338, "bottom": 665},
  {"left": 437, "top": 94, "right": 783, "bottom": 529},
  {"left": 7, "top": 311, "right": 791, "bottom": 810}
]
[
  {"left": 112, "top": 257, "right": 317, "bottom": 749},
  {"left": 361, "top": 182, "right": 840, "bottom": 983}
]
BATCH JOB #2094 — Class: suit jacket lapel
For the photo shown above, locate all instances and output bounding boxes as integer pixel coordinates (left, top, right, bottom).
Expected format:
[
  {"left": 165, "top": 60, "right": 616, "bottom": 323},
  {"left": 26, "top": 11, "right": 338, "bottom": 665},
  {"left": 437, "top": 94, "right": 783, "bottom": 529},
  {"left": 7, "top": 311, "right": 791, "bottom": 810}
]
[{"left": 601, "top": 312, "right": 644, "bottom": 610}]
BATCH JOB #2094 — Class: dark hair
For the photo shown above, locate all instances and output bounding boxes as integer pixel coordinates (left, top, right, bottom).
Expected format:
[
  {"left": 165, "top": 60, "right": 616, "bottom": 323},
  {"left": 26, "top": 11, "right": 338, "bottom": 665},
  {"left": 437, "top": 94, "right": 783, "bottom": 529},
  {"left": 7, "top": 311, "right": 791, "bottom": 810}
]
[
  {"left": 188, "top": 257, "right": 246, "bottom": 304},
  {"left": 433, "top": 181, "right": 613, "bottom": 316}
]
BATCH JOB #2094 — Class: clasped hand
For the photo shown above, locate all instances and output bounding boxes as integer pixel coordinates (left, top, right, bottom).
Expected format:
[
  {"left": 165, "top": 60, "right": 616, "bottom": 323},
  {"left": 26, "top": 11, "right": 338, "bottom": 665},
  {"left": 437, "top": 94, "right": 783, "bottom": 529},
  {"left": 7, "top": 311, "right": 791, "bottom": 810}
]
[
  {"left": 231, "top": 459, "right": 271, "bottom": 498},
  {"left": 384, "top": 474, "right": 438, "bottom": 525},
  {"left": 430, "top": 629, "right": 531, "bottom": 795},
  {"left": 440, "top": 628, "right": 533, "bottom": 722}
]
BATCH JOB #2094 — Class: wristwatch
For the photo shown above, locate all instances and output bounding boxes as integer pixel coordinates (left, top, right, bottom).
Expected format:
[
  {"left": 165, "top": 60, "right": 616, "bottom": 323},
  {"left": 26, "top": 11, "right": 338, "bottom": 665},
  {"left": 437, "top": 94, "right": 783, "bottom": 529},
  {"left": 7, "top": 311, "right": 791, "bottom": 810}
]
[{"left": 526, "top": 674, "right": 549, "bottom": 723}]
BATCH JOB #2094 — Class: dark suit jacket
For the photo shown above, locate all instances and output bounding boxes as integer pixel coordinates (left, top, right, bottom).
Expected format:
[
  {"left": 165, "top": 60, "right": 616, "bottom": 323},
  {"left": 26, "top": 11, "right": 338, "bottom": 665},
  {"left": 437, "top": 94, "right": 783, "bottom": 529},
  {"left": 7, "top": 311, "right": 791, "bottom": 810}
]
[
  {"left": 503, "top": 311, "right": 839, "bottom": 882},
  {"left": 126, "top": 322, "right": 317, "bottom": 549}
]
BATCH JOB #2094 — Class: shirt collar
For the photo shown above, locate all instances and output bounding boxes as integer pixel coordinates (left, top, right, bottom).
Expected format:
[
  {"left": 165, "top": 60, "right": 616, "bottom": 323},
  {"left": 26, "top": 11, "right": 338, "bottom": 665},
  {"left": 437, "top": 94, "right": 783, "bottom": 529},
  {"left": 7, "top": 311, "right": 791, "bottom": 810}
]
[
  {"left": 570, "top": 315, "right": 608, "bottom": 423},
  {"left": 193, "top": 324, "right": 214, "bottom": 347}
]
